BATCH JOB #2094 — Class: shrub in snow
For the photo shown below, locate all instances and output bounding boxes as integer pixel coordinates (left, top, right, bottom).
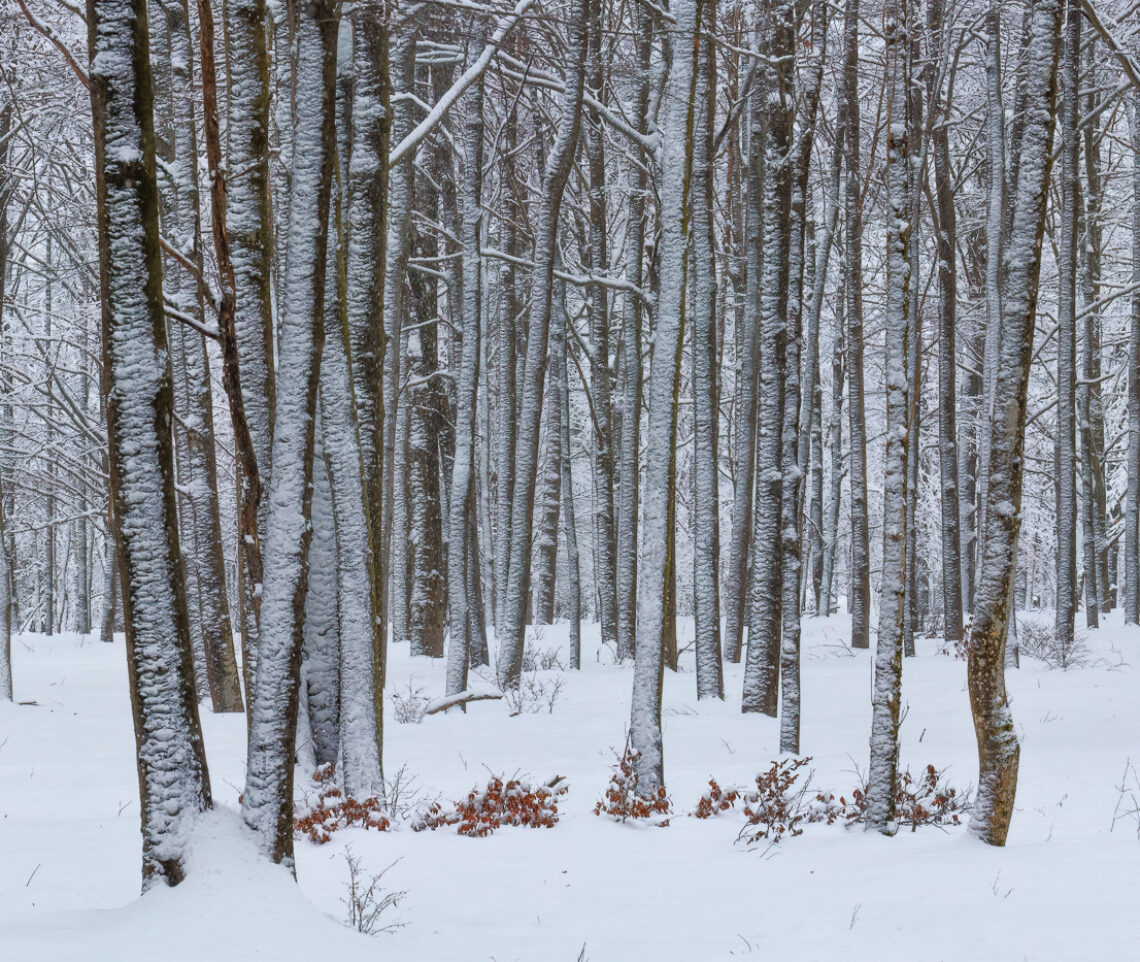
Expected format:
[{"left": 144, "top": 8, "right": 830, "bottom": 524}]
[
  {"left": 691, "top": 779, "right": 740, "bottom": 819},
  {"left": 1018, "top": 619, "right": 1090, "bottom": 670},
  {"left": 503, "top": 669, "right": 565, "bottom": 715},
  {"left": 814, "top": 763, "right": 970, "bottom": 831},
  {"left": 594, "top": 737, "right": 672, "bottom": 825},
  {"left": 737, "top": 757, "right": 818, "bottom": 844},
  {"left": 293, "top": 764, "right": 391, "bottom": 844},
  {"left": 411, "top": 775, "right": 568, "bottom": 836},
  {"left": 340, "top": 847, "right": 405, "bottom": 935},
  {"left": 390, "top": 680, "right": 430, "bottom": 724}
]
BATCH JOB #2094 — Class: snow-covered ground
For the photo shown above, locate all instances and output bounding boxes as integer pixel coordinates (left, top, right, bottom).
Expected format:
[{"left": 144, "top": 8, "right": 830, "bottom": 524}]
[{"left": 2, "top": 613, "right": 1138, "bottom": 960}]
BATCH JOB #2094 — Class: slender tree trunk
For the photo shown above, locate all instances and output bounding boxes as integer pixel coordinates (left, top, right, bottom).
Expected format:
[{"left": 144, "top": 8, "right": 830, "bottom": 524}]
[
  {"left": 1055, "top": 0, "right": 1079, "bottom": 659},
  {"left": 691, "top": 0, "right": 723, "bottom": 701},
  {"left": 631, "top": 0, "right": 697, "bottom": 788},
  {"left": 445, "top": 71, "right": 484, "bottom": 702},
  {"left": 843, "top": 0, "right": 871, "bottom": 649},
  {"left": 497, "top": 1, "right": 587, "bottom": 690},
  {"left": 867, "top": 0, "right": 910, "bottom": 832},
  {"left": 242, "top": 0, "right": 339, "bottom": 867},
  {"left": 743, "top": 0, "right": 793, "bottom": 717},
  {"left": 223, "top": 0, "right": 275, "bottom": 698},
  {"left": 1126, "top": 94, "right": 1140, "bottom": 624},
  {"left": 968, "top": 0, "right": 1061, "bottom": 847},
  {"left": 926, "top": 0, "right": 963, "bottom": 643}
]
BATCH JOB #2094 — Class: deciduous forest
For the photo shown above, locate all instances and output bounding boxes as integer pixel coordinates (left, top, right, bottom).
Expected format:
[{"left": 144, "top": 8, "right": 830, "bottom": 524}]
[{"left": 2, "top": 0, "right": 1140, "bottom": 958}]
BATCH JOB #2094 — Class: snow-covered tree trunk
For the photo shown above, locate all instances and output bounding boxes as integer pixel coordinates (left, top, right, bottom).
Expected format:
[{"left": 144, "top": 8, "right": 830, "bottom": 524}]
[
  {"left": 406, "top": 212, "right": 446, "bottom": 658},
  {"left": 778, "top": 0, "right": 825, "bottom": 749},
  {"left": 743, "top": 0, "right": 793, "bottom": 718},
  {"left": 725, "top": 75, "right": 763, "bottom": 665},
  {"left": 88, "top": 0, "right": 212, "bottom": 885},
  {"left": 0, "top": 82, "right": 12, "bottom": 699},
  {"left": 302, "top": 436, "right": 340, "bottom": 768},
  {"left": 555, "top": 281, "right": 582, "bottom": 669},
  {"left": 843, "top": 0, "right": 870, "bottom": 650},
  {"left": 631, "top": 0, "right": 697, "bottom": 787},
  {"left": 819, "top": 309, "right": 845, "bottom": 616},
  {"left": 584, "top": 1, "right": 617, "bottom": 654},
  {"left": 866, "top": 0, "right": 910, "bottom": 832},
  {"left": 242, "top": 0, "right": 339, "bottom": 867},
  {"left": 1126, "top": 93, "right": 1140, "bottom": 624},
  {"left": 1054, "top": 0, "right": 1078, "bottom": 660},
  {"left": 343, "top": 1, "right": 391, "bottom": 746},
  {"left": 153, "top": 0, "right": 243, "bottom": 713},
  {"left": 224, "top": 0, "right": 275, "bottom": 695},
  {"left": 497, "top": 1, "right": 587, "bottom": 690},
  {"left": 445, "top": 70, "right": 485, "bottom": 702},
  {"left": 614, "top": 5, "right": 650, "bottom": 663},
  {"left": 532, "top": 369, "right": 562, "bottom": 627},
  {"left": 322, "top": 123, "right": 383, "bottom": 800},
  {"left": 691, "top": 0, "right": 722, "bottom": 701},
  {"left": 968, "top": 0, "right": 1061, "bottom": 847},
  {"left": 926, "top": 0, "right": 963, "bottom": 644}
]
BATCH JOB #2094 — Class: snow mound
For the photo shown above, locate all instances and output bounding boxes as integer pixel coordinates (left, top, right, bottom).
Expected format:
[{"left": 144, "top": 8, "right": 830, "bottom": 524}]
[{"left": 2, "top": 809, "right": 375, "bottom": 961}]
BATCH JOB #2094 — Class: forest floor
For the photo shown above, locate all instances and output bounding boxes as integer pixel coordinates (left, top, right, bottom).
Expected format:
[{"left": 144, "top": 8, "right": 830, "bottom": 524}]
[{"left": 2, "top": 611, "right": 1139, "bottom": 961}]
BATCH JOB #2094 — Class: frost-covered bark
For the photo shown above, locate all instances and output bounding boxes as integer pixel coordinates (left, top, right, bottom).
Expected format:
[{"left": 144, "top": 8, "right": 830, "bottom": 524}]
[
  {"left": 445, "top": 72, "right": 485, "bottom": 703},
  {"left": 585, "top": 0, "right": 617, "bottom": 653},
  {"left": 557, "top": 285, "right": 582, "bottom": 670},
  {"left": 615, "top": 5, "right": 651, "bottom": 664},
  {"left": 152, "top": 0, "right": 243, "bottom": 713},
  {"left": 0, "top": 83, "right": 12, "bottom": 700},
  {"left": 778, "top": 0, "right": 825, "bottom": 749},
  {"left": 743, "top": 0, "right": 793, "bottom": 718},
  {"left": 926, "top": 0, "right": 963, "bottom": 644},
  {"left": 88, "top": 0, "right": 211, "bottom": 886},
  {"left": 968, "top": 0, "right": 1061, "bottom": 847},
  {"left": 343, "top": 2, "right": 391, "bottom": 742},
  {"left": 345, "top": 4, "right": 391, "bottom": 668},
  {"left": 224, "top": 0, "right": 275, "bottom": 694},
  {"left": 322, "top": 129, "right": 383, "bottom": 801},
  {"left": 866, "top": 0, "right": 910, "bottom": 832},
  {"left": 406, "top": 218, "right": 446, "bottom": 658},
  {"left": 1054, "top": 0, "right": 1078, "bottom": 661},
  {"left": 842, "top": 0, "right": 870, "bottom": 649},
  {"left": 691, "top": 0, "right": 722, "bottom": 701},
  {"left": 1126, "top": 95, "right": 1140, "bottom": 624},
  {"left": 531, "top": 367, "right": 562, "bottom": 626},
  {"left": 497, "top": 1, "right": 587, "bottom": 690},
  {"left": 725, "top": 73, "right": 763, "bottom": 666},
  {"left": 819, "top": 311, "right": 845, "bottom": 615},
  {"left": 302, "top": 437, "right": 340, "bottom": 769},
  {"left": 631, "top": 0, "right": 696, "bottom": 787},
  {"left": 242, "top": 0, "right": 339, "bottom": 867}
]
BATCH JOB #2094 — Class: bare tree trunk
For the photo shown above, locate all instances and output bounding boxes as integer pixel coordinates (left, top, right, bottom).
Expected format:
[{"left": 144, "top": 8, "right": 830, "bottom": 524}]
[
  {"left": 1055, "top": 0, "right": 1079, "bottom": 659},
  {"left": 743, "top": 0, "right": 792, "bottom": 717},
  {"left": 691, "top": 0, "right": 723, "bottom": 701},
  {"left": 1126, "top": 93, "right": 1140, "bottom": 624},
  {"left": 968, "top": 0, "right": 1061, "bottom": 848},
  {"left": 89, "top": 0, "right": 212, "bottom": 885},
  {"left": 843, "top": 0, "right": 871, "bottom": 649},
  {"left": 242, "top": 0, "right": 339, "bottom": 867},
  {"left": 497, "top": 1, "right": 587, "bottom": 690},
  {"left": 867, "top": 0, "right": 910, "bottom": 832}
]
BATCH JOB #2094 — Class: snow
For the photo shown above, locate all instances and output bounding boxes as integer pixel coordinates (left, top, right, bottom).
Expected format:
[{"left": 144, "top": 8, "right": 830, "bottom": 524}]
[{"left": 3, "top": 615, "right": 1140, "bottom": 960}]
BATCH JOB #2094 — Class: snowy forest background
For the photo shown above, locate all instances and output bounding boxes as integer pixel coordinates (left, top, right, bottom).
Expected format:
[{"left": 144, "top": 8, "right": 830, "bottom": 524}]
[{"left": 2, "top": 0, "right": 1140, "bottom": 956}]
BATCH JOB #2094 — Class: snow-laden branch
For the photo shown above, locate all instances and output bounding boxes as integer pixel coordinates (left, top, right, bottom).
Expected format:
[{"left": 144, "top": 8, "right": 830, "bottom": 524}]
[{"left": 388, "top": 0, "right": 536, "bottom": 168}]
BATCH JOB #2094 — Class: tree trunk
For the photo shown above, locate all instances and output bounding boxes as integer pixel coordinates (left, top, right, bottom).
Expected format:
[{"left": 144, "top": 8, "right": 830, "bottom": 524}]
[
  {"left": 242, "top": 0, "right": 339, "bottom": 867},
  {"left": 968, "top": 0, "right": 1061, "bottom": 848},
  {"left": 867, "top": 0, "right": 910, "bottom": 832},
  {"left": 88, "top": 0, "right": 212, "bottom": 885}
]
